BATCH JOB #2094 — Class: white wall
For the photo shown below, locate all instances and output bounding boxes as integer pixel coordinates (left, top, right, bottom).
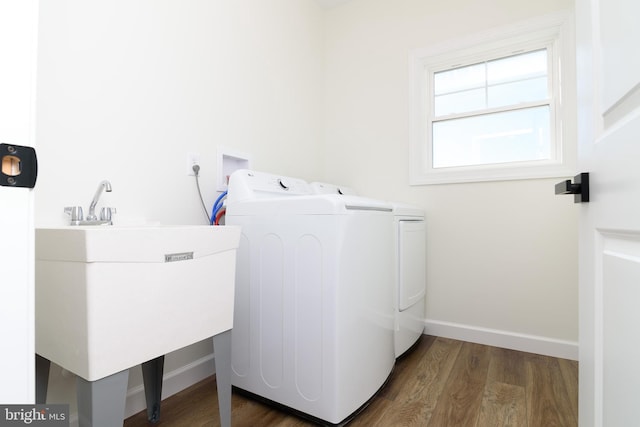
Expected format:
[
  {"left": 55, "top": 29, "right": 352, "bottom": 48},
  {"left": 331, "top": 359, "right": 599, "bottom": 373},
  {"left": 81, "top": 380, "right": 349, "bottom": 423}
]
[
  {"left": 35, "top": 0, "right": 325, "bottom": 419},
  {"left": 36, "top": 0, "right": 324, "bottom": 227},
  {"left": 323, "top": 0, "right": 579, "bottom": 358}
]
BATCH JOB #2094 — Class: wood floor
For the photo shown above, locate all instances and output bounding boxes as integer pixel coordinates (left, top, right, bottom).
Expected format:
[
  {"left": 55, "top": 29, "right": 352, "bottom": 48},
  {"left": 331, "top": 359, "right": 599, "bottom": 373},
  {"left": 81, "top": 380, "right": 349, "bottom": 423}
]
[{"left": 123, "top": 335, "right": 578, "bottom": 427}]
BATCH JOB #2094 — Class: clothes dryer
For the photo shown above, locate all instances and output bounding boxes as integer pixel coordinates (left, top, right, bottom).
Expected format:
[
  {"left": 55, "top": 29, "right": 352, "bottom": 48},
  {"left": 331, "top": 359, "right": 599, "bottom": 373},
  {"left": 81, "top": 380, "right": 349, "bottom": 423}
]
[
  {"left": 310, "top": 182, "right": 426, "bottom": 358},
  {"left": 226, "top": 170, "right": 395, "bottom": 425},
  {"left": 392, "top": 202, "right": 426, "bottom": 357}
]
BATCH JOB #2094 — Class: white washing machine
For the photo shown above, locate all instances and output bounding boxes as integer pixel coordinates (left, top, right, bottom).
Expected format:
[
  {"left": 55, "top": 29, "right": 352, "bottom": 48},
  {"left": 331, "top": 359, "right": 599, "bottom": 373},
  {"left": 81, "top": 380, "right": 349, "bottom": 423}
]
[
  {"left": 310, "top": 183, "right": 426, "bottom": 358},
  {"left": 226, "top": 170, "right": 395, "bottom": 425}
]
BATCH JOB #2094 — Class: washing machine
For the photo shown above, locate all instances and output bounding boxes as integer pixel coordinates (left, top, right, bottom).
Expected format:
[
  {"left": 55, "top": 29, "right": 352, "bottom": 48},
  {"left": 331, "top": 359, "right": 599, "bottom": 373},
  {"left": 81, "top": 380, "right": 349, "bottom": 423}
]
[
  {"left": 310, "top": 183, "right": 426, "bottom": 358},
  {"left": 226, "top": 170, "right": 395, "bottom": 425}
]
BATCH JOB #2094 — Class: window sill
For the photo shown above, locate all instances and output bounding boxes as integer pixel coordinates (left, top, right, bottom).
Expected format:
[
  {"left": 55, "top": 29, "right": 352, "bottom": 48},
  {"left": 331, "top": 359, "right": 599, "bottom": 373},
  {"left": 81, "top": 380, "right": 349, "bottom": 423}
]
[{"left": 410, "top": 163, "right": 575, "bottom": 185}]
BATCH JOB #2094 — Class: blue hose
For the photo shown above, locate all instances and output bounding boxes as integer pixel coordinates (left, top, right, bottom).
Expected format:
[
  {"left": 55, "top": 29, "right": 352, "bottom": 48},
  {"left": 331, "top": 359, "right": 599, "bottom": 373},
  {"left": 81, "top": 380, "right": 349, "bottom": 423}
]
[{"left": 210, "top": 191, "right": 228, "bottom": 225}]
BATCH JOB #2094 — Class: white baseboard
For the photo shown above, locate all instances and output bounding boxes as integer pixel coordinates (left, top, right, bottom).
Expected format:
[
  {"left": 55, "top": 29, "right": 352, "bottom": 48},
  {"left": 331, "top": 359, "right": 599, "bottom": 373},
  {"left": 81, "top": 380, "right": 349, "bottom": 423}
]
[
  {"left": 423, "top": 319, "right": 578, "bottom": 361},
  {"left": 124, "top": 353, "right": 215, "bottom": 418}
]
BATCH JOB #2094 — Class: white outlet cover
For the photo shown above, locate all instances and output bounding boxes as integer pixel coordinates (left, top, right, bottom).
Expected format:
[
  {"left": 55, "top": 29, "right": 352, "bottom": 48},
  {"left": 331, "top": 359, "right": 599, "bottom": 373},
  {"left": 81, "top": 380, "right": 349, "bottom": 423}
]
[{"left": 186, "top": 152, "right": 200, "bottom": 176}]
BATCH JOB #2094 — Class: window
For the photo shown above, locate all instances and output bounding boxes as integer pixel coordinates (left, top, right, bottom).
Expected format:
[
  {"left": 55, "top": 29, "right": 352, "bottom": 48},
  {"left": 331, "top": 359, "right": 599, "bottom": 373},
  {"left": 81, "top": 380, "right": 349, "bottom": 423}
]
[{"left": 409, "top": 13, "right": 575, "bottom": 185}]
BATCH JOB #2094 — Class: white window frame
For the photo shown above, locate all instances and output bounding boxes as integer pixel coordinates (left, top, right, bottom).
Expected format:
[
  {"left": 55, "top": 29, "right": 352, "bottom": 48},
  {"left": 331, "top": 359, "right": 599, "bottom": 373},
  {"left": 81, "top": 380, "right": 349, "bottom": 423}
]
[{"left": 409, "top": 12, "right": 576, "bottom": 185}]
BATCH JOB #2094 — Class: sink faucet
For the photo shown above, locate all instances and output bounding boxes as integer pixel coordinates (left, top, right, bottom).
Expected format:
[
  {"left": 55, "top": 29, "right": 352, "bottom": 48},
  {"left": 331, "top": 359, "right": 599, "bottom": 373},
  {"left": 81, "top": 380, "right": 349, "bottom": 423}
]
[
  {"left": 64, "top": 179, "right": 115, "bottom": 225},
  {"left": 86, "top": 180, "right": 112, "bottom": 221}
]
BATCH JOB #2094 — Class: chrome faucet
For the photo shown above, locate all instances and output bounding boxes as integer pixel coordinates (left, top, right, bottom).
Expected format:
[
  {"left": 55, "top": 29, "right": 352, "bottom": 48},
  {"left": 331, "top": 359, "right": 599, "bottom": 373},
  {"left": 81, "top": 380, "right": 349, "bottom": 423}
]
[
  {"left": 64, "top": 179, "right": 115, "bottom": 225},
  {"left": 86, "top": 180, "right": 112, "bottom": 221}
]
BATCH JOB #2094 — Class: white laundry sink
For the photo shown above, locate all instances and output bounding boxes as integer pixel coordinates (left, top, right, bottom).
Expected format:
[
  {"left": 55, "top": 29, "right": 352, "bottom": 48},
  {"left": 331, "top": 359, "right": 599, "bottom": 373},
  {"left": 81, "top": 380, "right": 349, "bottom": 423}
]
[{"left": 35, "top": 225, "right": 241, "bottom": 381}]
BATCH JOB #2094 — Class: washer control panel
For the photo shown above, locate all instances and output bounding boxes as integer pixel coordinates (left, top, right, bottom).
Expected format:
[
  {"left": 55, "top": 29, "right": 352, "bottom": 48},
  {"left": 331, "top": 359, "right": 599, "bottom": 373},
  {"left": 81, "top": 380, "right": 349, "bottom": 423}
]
[{"left": 227, "top": 169, "right": 312, "bottom": 201}]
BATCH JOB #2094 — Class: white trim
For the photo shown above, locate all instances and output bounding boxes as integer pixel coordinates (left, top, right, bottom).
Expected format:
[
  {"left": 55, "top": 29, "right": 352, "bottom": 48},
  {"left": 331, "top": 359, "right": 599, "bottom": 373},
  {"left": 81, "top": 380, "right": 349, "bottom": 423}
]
[
  {"left": 424, "top": 318, "right": 578, "bottom": 360},
  {"left": 410, "top": 11, "right": 571, "bottom": 61},
  {"left": 0, "top": 0, "right": 38, "bottom": 403},
  {"left": 409, "top": 11, "right": 576, "bottom": 185}
]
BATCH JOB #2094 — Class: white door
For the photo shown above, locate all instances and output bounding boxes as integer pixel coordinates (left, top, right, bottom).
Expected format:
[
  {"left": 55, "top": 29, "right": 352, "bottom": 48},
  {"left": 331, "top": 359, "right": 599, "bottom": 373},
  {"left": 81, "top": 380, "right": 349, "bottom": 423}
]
[
  {"left": 0, "top": 0, "right": 39, "bottom": 403},
  {"left": 576, "top": 0, "right": 640, "bottom": 425}
]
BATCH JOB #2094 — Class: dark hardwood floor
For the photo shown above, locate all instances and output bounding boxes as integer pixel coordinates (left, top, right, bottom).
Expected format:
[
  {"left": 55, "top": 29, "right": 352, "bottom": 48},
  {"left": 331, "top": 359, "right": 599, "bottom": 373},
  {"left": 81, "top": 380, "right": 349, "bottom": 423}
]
[{"left": 124, "top": 335, "right": 578, "bottom": 426}]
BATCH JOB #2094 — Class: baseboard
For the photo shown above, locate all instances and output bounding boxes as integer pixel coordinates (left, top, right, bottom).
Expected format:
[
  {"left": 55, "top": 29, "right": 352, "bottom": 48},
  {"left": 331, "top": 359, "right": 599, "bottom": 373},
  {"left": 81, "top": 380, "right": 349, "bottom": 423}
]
[
  {"left": 124, "top": 353, "right": 215, "bottom": 418},
  {"left": 423, "top": 319, "right": 578, "bottom": 360}
]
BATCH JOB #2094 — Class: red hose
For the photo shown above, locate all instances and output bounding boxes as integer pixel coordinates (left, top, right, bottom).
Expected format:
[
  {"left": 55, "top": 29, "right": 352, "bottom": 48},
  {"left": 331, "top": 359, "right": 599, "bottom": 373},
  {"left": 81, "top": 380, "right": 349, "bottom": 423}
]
[{"left": 214, "top": 208, "right": 226, "bottom": 225}]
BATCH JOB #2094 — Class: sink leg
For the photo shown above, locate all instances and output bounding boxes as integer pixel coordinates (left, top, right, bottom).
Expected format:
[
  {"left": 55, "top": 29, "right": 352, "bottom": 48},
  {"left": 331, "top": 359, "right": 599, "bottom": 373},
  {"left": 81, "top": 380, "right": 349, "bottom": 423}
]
[
  {"left": 35, "top": 354, "right": 50, "bottom": 404},
  {"left": 213, "top": 330, "right": 232, "bottom": 427},
  {"left": 141, "top": 356, "right": 165, "bottom": 423},
  {"left": 77, "top": 369, "right": 129, "bottom": 427}
]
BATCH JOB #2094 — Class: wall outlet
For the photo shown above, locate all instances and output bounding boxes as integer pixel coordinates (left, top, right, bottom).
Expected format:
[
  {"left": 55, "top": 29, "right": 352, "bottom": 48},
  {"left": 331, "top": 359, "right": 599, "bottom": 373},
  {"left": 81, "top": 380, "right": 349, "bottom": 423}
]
[{"left": 186, "top": 152, "right": 200, "bottom": 176}]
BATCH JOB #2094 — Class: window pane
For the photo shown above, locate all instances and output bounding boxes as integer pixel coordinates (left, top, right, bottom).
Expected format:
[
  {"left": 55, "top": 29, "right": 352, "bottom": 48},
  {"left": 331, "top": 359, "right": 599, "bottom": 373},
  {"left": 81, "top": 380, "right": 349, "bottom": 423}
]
[
  {"left": 488, "top": 76, "right": 548, "bottom": 108},
  {"left": 487, "top": 49, "right": 547, "bottom": 86},
  {"left": 432, "top": 106, "right": 550, "bottom": 169},
  {"left": 435, "top": 88, "right": 486, "bottom": 116},
  {"left": 434, "top": 62, "right": 485, "bottom": 95}
]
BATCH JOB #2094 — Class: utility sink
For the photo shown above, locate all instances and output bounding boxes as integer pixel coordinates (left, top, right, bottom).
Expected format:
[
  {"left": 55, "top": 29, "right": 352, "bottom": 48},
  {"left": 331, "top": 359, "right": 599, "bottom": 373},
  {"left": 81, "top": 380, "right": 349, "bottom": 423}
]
[{"left": 35, "top": 225, "right": 241, "bottom": 382}]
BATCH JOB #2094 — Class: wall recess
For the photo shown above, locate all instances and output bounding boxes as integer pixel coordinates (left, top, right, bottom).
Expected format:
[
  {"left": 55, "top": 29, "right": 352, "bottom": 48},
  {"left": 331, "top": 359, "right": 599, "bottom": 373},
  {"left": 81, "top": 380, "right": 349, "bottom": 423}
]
[{"left": 217, "top": 147, "right": 250, "bottom": 191}]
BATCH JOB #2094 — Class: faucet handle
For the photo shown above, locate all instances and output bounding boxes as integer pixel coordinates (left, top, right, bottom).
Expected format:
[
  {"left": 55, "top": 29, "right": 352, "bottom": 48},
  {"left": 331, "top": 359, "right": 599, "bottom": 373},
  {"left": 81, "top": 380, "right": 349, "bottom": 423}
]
[
  {"left": 100, "top": 207, "right": 117, "bottom": 222},
  {"left": 64, "top": 206, "right": 84, "bottom": 221}
]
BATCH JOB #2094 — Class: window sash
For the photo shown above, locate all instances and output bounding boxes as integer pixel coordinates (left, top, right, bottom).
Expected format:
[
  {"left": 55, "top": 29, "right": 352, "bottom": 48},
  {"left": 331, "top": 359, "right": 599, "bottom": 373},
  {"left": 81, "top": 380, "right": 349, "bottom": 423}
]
[
  {"left": 432, "top": 48, "right": 550, "bottom": 118},
  {"left": 431, "top": 104, "right": 552, "bottom": 169}
]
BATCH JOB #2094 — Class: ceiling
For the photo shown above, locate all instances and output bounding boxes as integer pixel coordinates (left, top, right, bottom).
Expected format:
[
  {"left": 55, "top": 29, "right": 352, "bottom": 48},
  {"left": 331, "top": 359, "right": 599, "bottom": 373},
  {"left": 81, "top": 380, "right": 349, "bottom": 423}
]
[{"left": 314, "top": 0, "right": 352, "bottom": 9}]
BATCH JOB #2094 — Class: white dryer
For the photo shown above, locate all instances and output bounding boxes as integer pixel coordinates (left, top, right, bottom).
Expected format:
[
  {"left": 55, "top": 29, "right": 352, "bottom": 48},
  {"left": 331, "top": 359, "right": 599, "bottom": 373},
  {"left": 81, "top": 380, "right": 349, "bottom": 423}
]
[
  {"left": 226, "top": 170, "right": 395, "bottom": 425},
  {"left": 392, "top": 202, "right": 426, "bottom": 357},
  {"left": 310, "top": 183, "right": 426, "bottom": 358}
]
